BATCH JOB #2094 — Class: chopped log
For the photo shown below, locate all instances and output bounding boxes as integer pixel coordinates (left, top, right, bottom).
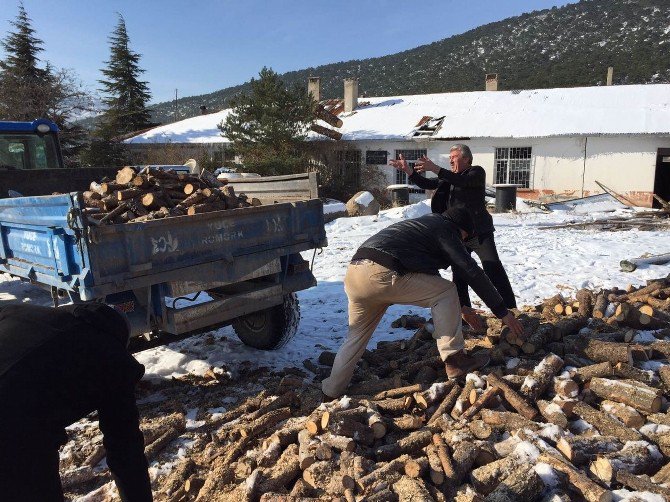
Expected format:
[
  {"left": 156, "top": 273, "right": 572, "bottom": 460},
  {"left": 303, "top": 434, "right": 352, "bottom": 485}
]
[
  {"left": 480, "top": 409, "right": 540, "bottom": 433},
  {"left": 588, "top": 377, "right": 662, "bottom": 414},
  {"left": 302, "top": 460, "right": 339, "bottom": 490},
  {"left": 328, "top": 416, "right": 374, "bottom": 446},
  {"left": 564, "top": 336, "right": 633, "bottom": 365},
  {"left": 556, "top": 436, "right": 624, "bottom": 466},
  {"left": 414, "top": 381, "right": 455, "bottom": 409},
  {"left": 593, "top": 293, "right": 609, "bottom": 319},
  {"left": 461, "top": 386, "right": 502, "bottom": 421},
  {"left": 428, "top": 383, "right": 461, "bottom": 425},
  {"left": 392, "top": 414, "right": 424, "bottom": 431},
  {"left": 590, "top": 441, "right": 661, "bottom": 484},
  {"left": 651, "top": 461, "right": 670, "bottom": 484},
  {"left": 613, "top": 362, "right": 657, "bottom": 387},
  {"left": 372, "top": 384, "right": 425, "bottom": 401},
  {"left": 572, "top": 401, "right": 641, "bottom": 441},
  {"left": 84, "top": 444, "right": 106, "bottom": 468},
  {"left": 542, "top": 294, "right": 565, "bottom": 319},
  {"left": 310, "top": 123, "right": 343, "bottom": 141},
  {"left": 648, "top": 413, "right": 670, "bottom": 427},
  {"left": 615, "top": 470, "right": 670, "bottom": 499},
  {"left": 257, "top": 439, "right": 282, "bottom": 468},
  {"left": 452, "top": 378, "right": 476, "bottom": 418},
  {"left": 651, "top": 340, "right": 670, "bottom": 359},
  {"left": 571, "top": 362, "right": 613, "bottom": 383},
  {"left": 537, "top": 400, "right": 568, "bottom": 428},
  {"left": 483, "top": 464, "right": 544, "bottom": 502},
  {"left": 553, "top": 378, "right": 579, "bottom": 399},
  {"left": 374, "top": 395, "right": 415, "bottom": 414},
  {"left": 521, "top": 324, "right": 555, "bottom": 354},
  {"left": 432, "top": 433, "right": 456, "bottom": 479},
  {"left": 450, "top": 440, "right": 480, "bottom": 485},
  {"left": 537, "top": 453, "right": 612, "bottom": 502},
  {"left": 471, "top": 455, "right": 521, "bottom": 495},
  {"left": 552, "top": 315, "right": 589, "bottom": 340},
  {"left": 375, "top": 429, "right": 433, "bottom": 462},
  {"left": 576, "top": 289, "right": 595, "bottom": 317},
  {"left": 659, "top": 366, "right": 670, "bottom": 389},
  {"left": 60, "top": 466, "right": 96, "bottom": 489},
  {"left": 298, "top": 429, "right": 319, "bottom": 470},
  {"left": 240, "top": 407, "right": 292, "bottom": 438},
  {"left": 520, "top": 353, "right": 564, "bottom": 401},
  {"left": 320, "top": 432, "right": 355, "bottom": 452},
  {"left": 425, "top": 444, "right": 445, "bottom": 485},
  {"left": 404, "top": 456, "right": 429, "bottom": 478},
  {"left": 357, "top": 454, "right": 410, "bottom": 492},
  {"left": 469, "top": 420, "right": 494, "bottom": 440},
  {"left": 321, "top": 406, "right": 369, "bottom": 430},
  {"left": 486, "top": 373, "right": 539, "bottom": 420},
  {"left": 258, "top": 443, "right": 301, "bottom": 493},
  {"left": 115, "top": 166, "right": 137, "bottom": 185},
  {"left": 600, "top": 400, "right": 645, "bottom": 428}
]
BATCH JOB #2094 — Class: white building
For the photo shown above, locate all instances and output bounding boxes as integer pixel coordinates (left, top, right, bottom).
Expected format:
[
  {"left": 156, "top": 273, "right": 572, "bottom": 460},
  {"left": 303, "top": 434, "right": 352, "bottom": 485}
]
[{"left": 126, "top": 80, "right": 670, "bottom": 208}]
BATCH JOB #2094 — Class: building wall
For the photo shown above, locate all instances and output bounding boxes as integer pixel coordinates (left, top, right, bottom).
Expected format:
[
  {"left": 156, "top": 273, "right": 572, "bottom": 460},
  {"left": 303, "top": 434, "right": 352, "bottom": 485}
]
[{"left": 348, "top": 134, "right": 670, "bottom": 207}]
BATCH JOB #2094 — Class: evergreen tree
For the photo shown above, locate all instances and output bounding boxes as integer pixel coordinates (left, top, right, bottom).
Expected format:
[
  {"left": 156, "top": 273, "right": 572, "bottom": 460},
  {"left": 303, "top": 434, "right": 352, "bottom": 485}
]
[
  {"left": 220, "top": 67, "right": 314, "bottom": 175},
  {"left": 0, "top": 3, "right": 51, "bottom": 120},
  {"left": 97, "top": 14, "right": 152, "bottom": 136}
]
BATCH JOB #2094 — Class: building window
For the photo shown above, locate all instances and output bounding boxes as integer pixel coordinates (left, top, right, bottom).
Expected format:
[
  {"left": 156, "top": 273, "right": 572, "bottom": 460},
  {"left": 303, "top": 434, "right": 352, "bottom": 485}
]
[
  {"left": 366, "top": 150, "right": 388, "bottom": 165},
  {"left": 394, "top": 149, "right": 427, "bottom": 184},
  {"left": 494, "top": 147, "right": 532, "bottom": 188},
  {"left": 335, "top": 150, "right": 361, "bottom": 187}
]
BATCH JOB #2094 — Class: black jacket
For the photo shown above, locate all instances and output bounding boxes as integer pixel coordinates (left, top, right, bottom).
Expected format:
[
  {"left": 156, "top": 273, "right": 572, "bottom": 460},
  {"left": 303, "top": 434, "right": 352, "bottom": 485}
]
[
  {"left": 409, "top": 165, "right": 494, "bottom": 235},
  {"left": 0, "top": 304, "right": 152, "bottom": 502},
  {"left": 352, "top": 213, "right": 508, "bottom": 318}
]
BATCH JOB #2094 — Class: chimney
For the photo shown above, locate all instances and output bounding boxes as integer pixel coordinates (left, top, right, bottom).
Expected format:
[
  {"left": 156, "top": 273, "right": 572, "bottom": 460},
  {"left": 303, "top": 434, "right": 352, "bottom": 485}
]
[
  {"left": 200, "top": 105, "right": 208, "bottom": 115},
  {"left": 344, "top": 78, "right": 358, "bottom": 113},
  {"left": 606, "top": 67, "right": 614, "bottom": 86},
  {"left": 485, "top": 73, "right": 498, "bottom": 91},
  {"left": 308, "top": 77, "right": 321, "bottom": 102}
]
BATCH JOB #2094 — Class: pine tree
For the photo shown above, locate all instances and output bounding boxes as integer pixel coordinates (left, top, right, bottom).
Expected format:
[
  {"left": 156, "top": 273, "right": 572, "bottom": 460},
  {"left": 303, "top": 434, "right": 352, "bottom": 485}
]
[
  {"left": 0, "top": 2, "right": 51, "bottom": 120},
  {"left": 220, "top": 67, "right": 313, "bottom": 175},
  {"left": 97, "top": 14, "right": 152, "bottom": 136}
]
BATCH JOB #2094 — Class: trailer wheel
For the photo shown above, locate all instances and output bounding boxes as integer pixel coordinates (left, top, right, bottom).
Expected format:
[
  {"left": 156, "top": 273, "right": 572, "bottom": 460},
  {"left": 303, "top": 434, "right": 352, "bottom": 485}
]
[{"left": 232, "top": 293, "right": 300, "bottom": 350}]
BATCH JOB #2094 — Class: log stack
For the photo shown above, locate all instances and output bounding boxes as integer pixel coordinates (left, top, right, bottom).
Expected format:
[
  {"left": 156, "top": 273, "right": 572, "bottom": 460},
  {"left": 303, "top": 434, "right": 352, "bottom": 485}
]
[
  {"left": 62, "top": 276, "right": 670, "bottom": 501},
  {"left": 81, "top": 166, "right": 259, "bottom": 225}
]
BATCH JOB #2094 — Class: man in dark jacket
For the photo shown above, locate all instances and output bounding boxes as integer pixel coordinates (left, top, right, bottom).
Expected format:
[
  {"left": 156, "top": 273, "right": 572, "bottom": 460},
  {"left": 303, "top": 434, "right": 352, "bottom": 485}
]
[
  {"left": 390, "top": 145, "right": 517, "bottom": 310},
  {"left": 321, "top": 207, "right": 524, "bottom": 398},
  {"left": 0, "top": 303, "right": 152, "bottom": 502}
]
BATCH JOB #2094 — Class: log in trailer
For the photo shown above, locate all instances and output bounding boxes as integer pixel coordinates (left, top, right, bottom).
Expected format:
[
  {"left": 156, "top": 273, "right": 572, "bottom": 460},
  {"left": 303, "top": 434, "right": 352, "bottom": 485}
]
[{"left": 0, "top": 119, "right": 328, "bottom": 351}]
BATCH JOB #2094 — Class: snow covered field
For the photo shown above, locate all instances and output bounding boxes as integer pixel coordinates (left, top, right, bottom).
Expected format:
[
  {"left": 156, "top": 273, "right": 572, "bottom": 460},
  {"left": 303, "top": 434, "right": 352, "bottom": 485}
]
[{"left": 1, "top": 198, "right": 668, "bottom": 381}]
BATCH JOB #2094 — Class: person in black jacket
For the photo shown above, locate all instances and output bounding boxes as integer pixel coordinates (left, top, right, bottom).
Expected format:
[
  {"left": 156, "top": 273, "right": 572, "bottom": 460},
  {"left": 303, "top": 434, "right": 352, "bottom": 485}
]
[
  {"left": 390, "top": 144, "right": 517, "bottom": 310},
  {"left": 0, "top": 303, "right": 152, "bottom": 502},
  {"left": 321, "top": 207, "right": 524, "bottom": 398}
]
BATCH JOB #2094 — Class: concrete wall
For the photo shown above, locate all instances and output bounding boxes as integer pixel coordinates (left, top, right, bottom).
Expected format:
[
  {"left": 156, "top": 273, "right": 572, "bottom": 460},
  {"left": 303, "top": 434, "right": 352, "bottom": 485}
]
[{"left": 347, "top": 134, "right": 670, "bottom": 207}]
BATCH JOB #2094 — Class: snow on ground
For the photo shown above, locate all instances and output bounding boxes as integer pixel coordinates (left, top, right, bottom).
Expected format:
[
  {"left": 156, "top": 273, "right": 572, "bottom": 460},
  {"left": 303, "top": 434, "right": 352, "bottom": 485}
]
[{"left": 1, "top": 198, "right": 669, "bottom": 381}]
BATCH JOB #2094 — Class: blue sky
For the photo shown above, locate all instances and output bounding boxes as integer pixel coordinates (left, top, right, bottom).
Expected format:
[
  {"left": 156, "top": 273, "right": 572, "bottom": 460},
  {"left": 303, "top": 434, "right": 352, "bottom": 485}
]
[{"left": 1, "top": 1, "right": 575, "bottom": 104}]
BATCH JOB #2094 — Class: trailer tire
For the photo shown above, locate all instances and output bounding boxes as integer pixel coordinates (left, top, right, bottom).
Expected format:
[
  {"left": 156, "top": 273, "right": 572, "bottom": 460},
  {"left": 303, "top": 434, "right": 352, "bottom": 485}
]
[{"left": 232, "top": 293, "right": 300, "bottom": 350}]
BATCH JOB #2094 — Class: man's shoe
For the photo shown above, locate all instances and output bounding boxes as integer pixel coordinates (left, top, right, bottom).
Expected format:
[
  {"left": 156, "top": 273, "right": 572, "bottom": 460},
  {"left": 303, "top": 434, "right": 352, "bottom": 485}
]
[{"left": 444, "top": 350, "right": 490, "bottom": 379}]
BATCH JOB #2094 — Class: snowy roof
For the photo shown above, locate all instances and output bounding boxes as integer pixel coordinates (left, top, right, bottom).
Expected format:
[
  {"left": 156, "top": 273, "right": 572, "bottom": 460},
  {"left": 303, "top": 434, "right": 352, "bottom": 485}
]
[
  {"left": 125, "top": 109, "right": 232, "bottom": 144},
  {"left": 125, "top": 84, "right": 670, "bottom": 145}
]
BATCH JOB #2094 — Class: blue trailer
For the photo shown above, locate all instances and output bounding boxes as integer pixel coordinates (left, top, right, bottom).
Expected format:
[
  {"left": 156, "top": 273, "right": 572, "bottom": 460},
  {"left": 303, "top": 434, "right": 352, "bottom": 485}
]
[{"left": 0, "top": 172, "right": 328, "bottom": 350}]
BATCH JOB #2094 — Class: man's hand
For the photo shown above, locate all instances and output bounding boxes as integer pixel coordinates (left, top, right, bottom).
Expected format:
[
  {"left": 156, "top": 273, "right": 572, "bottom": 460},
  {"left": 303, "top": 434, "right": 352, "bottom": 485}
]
[
  {"left": 414, "top": 155, "right": 440, "bottom": 174},
  {"left": 461, "top": 306, "right": 485, "bottom": 333},
  {"left": 389, "top": 153, "right": 413, "bottom": 175},
  {"left": 501, "top": 311, "right": 524, "bottom": 339}
]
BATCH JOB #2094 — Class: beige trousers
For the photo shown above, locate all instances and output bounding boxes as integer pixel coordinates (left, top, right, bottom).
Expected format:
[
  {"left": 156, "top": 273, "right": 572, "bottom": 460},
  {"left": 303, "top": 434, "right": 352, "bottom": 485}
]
[{"left": 322, "top": 260, "right": 463, "bottom": 398}]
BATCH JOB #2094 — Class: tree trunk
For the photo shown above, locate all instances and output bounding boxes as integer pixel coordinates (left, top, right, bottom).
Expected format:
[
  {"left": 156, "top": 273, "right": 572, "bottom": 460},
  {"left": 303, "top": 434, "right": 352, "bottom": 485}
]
[{"left": 588, "top": 377, "right": 662, "bottom": 414}]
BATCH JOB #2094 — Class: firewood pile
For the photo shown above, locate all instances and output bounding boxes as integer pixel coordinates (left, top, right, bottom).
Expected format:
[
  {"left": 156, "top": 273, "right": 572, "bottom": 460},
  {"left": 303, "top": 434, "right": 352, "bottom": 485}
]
[
  {"left": 538, "top": 206, "right": 670, "bottom": 232},
  {"left": 60, "top": 276, "right": 670, "bottom": 502},
  {"left": 81, "top": 166, "right": 259, "bottom": 225}
]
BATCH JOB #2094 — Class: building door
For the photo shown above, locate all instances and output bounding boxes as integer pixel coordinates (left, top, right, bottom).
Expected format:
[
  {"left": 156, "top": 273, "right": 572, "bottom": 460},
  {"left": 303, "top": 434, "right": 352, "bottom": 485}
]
[{"left": 653, "top": 148, "right": 670, "bottom": 208}]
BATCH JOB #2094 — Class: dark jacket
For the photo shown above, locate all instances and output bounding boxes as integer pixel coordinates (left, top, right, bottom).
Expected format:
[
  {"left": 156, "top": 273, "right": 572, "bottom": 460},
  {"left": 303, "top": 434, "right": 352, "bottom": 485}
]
[
  {"left": 352, "top": 213, "right": 508, "bottom": 318},
  {"left": 0, "top": 304, "right": 152, "bottom": 502},
  {"left": 409, "top": 165, "right": 494, "bottom": 235}
]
